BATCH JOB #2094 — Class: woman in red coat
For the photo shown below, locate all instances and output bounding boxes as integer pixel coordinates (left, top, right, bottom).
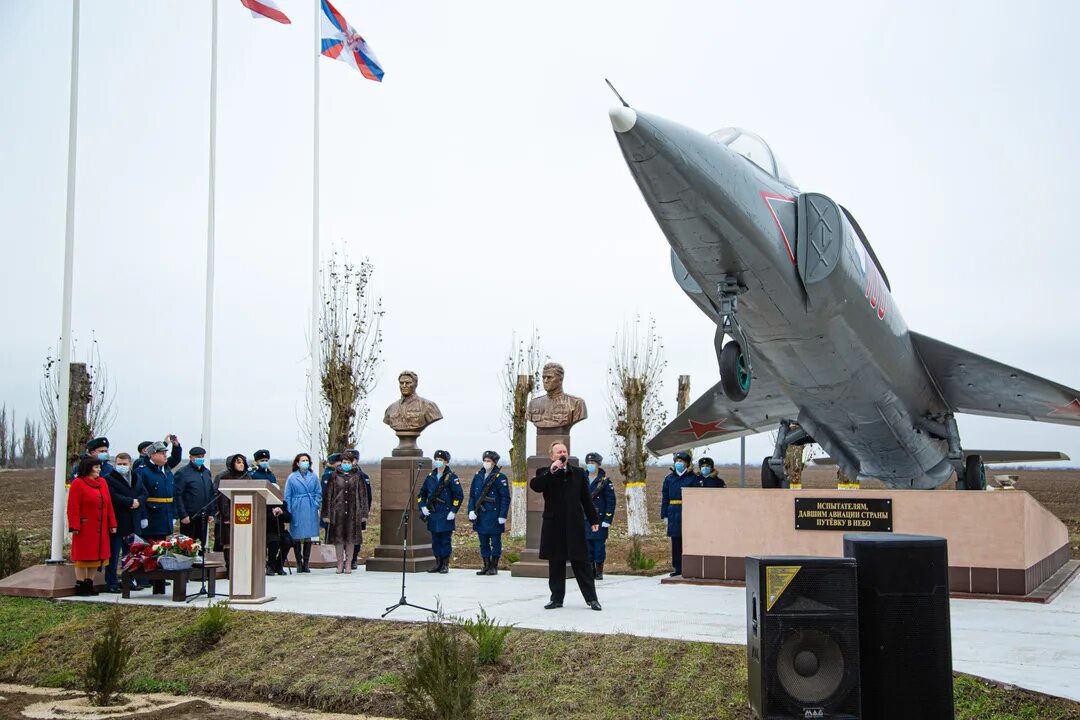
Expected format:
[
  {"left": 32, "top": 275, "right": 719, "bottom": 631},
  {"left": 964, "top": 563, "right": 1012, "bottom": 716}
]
[{"left": 67, "top": 457, "right": 118, "bottom": 596}]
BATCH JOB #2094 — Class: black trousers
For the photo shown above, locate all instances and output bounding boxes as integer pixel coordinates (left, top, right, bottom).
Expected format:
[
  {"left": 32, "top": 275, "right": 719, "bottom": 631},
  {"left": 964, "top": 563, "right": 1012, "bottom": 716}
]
[
  {"left": 671, "top": 536, "right": 683, "bottom": 573},
  {"left": 548, "top": 558, "right": 598, "bottom": 603},
  {"left": 183, "top": 516, "right": 209, "bottom": 548}
]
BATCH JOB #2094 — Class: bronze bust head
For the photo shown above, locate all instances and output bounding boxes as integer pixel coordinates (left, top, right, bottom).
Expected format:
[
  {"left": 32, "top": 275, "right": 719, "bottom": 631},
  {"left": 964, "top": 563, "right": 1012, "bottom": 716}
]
[{"left": 526, "top": 362, "right": 587, "bottom": 430}]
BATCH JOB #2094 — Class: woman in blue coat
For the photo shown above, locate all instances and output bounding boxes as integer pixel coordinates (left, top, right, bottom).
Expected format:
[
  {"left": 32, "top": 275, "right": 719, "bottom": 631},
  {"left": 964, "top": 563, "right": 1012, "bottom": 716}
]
[
  {"left": 468, "top": 450, "right": 511, "bottom": 576},
  {"left": 417, "top": 449, "right": 463, "bottom": 574},
  {"left": 583, "top": 452, "right": 616, "bottom": 580},
  {"left": 660, "top": 451, "right": 694, "bottom": 577},
  {"left": 284, "top": 452, "right": 322, "bottom": 573}
]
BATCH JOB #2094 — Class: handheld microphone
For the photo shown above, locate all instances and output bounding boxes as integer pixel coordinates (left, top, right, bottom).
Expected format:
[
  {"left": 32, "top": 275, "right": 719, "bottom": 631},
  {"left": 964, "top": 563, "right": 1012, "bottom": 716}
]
[{"left": 559, "top": 455, "right": 568, "bottom": 464}]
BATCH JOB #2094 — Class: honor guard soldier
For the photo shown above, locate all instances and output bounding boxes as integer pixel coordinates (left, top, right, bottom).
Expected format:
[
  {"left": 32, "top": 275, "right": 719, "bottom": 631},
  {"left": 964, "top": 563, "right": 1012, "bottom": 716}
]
[
  {"left": 696, "top": 457, "right": 726, "bottom": 488},
  {"left": 418, "top": 449, "right": 463, "bottom": 574},
  {"left": 660, "top": 451, "right": 693, "bottom": 577},
  {"left": 251, "top": 449, "right": 277, "bottom": 483},
  {"left": 136, "top": 441, "right": 176, "bottom": 542},
  {"left": 583, "top": 452, "right": 616, "bottom": 580},
  {"left": 468, "top": 451, "right": 510, "bottom": 575}
]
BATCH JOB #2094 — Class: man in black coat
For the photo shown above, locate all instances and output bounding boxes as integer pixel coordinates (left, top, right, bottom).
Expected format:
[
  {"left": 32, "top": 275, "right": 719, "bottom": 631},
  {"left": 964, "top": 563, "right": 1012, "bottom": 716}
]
[
  {"left": 174, "top": 446, "right": 217, "bottom": 549},
  {"left": 103, "top": 452, "right": 148, "bottom": 592},
  {"left": 529, "top": 441, "right": 602, "bottom": 611}
]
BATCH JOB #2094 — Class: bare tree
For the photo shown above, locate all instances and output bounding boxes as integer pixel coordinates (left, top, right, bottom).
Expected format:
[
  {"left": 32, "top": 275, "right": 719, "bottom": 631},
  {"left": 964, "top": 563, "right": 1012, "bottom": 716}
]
[
  {"left": 0, "top": 405, "right": 9, "bottom": 468},
  {"left": 676, "top": 375, "right": 691, "bottom": 415},
  {"left": 500, "top": 329, "right": 543, "bottom": 538},
  {"left": 18, "top": 418, "right": 41, "bottom": 469},
  {"left": 607, "top": 316, "right": 668, "bottom": 537},
  {"left": 303, "top": 252, "right": 384, "bottom": 461},
  {"left": 41, "top": 337, "right": 115, "bottom": 477}
]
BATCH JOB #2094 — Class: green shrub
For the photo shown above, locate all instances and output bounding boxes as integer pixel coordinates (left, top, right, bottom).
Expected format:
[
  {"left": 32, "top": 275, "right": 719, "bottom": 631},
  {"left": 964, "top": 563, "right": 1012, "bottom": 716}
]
[
  {"left": 83, "top": 606, "right": 131, "bottom": 706},
  {"left": 461, "top": 605, "right": 514, "bottom": 665},
  {"left": 193, "top": 600, "right": 232, "bottom": 646},
  {"left": 0, "top": 528, "right": 21, "bottom": 579},
  {"left": 504, "top": 551, "right": 520, "bottom": 564},
  {"left": 400, "top": 617, "right": 478, "bottom": 720},
  {"left": 628, "top": 537, "right": 657, "bottom": 571}
]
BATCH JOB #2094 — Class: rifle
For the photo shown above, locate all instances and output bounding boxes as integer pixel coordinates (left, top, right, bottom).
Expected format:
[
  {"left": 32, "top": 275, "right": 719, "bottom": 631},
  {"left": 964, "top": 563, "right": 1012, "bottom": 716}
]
[
  {"left": 475, "top": 470, "right": 501, "bottom": 510},
  {"left": 425, "top": 472, "right": 452, "bottom": 513}
]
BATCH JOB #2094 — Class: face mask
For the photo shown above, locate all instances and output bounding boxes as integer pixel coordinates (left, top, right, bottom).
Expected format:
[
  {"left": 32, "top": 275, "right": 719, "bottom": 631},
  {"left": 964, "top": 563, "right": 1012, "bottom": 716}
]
[
  {"left": 674, "top": 462, "right": 686, "bottom": 473},
  {"left": 299, "top": 460, "right": 311, "bottom": 471},
  {"left": 586, "top": 463, "right": 597, "bottom": 474},
  {"left": 258, "top": 461, "right": 269, "bottom": 470},
  {"left": 116, "top": 465, "right": 129, "bottom": 475},
  {"left": 341, "top": 463, "right": 353, "bottom": 472},
  {"left": 483, "top": 461, "right": 494, "bottom": 472},
  {"left": 193, "top": 458, "right": 205, "bottom": 467},
  {"left": 97, "top": 452, "right": 109, "bottom": 462},
  {"left": 433, "top": 460, "right": 445, "bottom": 470},
  {"left": 700, "top": 467, "right": 712, "bottom": 476}
]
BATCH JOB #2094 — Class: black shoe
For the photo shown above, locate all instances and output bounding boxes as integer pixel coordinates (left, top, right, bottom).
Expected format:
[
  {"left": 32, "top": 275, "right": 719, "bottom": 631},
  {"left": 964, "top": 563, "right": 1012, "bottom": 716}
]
[
  {"left": 73, "top": 580, "right": 89, "bottom": 597},
  {"left": 426, "top": 558, "right": 441, "bottom": 573},
  {"left": 596, "top": 563, "right": 604, "bottom": 580},
  {"left": 104, "top": 585, "right": 122, "bottom": 594},
  {"left": 476, "top": 558, "right": 489, "bottom": 575},
  {"left": 351, "top": 561, "right": 359, "bottom": 571},
  {"left": 487, "top": 557, "right": 499, "bottom": 575},
  {"left": 266, "top": 567, "right": 275, "bottom": 576},
  {"left": 438, "top": 557, "right": 449, "bottom": 574},
  {"left": 588, "top": 601, "right": 602, "bottom": 611},
  {"left": 87, "top": 581, "right": 100, "bottom": 596},
  {"left": 276, "top": 569, "right": 287, "bottom": 576},
  {"left": 544, "top": 600, "right": 563, "bottom": 610},
  {"left": 669, "top": 570, "right": 681, "bottom": 577}
]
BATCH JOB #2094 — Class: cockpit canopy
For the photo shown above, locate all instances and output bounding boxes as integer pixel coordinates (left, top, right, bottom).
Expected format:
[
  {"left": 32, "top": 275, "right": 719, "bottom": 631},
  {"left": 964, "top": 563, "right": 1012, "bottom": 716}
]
[{"left": 709, "top": 127, "right": 797, "bottom": 188}]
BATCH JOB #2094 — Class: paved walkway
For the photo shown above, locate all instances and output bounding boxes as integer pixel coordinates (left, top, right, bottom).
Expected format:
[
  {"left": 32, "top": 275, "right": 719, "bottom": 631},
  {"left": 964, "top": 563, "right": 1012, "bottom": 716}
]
[{"left": 62, "top": 567, "right": 1080, "bottom": 703}]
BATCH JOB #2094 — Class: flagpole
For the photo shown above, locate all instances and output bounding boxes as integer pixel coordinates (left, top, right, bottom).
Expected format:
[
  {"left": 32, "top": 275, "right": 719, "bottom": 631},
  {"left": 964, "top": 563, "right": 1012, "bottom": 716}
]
[
  {"left": 310, "top": 0, "right": 321, "bottom": 460},
  {"left": 50, "top": 0, "right": 81, "bottom": 564},
  {"left": 202, "top": 0, "right": 219, "bottom": 455}
]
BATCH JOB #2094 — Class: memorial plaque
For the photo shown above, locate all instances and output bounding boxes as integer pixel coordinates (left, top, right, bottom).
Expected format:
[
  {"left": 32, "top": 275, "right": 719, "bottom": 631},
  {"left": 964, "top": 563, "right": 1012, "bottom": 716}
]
[{"left": 795, "top": 497, "right": 892, "bottom": 532}]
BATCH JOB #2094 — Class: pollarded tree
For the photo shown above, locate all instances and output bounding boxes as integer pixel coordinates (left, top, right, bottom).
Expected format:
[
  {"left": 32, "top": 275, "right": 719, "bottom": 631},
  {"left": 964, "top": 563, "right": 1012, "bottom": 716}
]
[
  {"left": 607, "top": 316, "right": 667, "bottom": 537},
  {"left": 500, "top": 329, "right": 543, "bottom": 538},
  {"left": 41, "top": 337, "right": 114, "bottom": 477},
  {"left": 303, "top": 252, "right": 384, "bottom": 461}
]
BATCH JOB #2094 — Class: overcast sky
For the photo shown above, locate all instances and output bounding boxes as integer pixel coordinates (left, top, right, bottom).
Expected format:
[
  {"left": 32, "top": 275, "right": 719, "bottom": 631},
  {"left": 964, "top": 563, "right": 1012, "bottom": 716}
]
[{"left": 2, "top": 1, "right": 1079, "bottom": 471}]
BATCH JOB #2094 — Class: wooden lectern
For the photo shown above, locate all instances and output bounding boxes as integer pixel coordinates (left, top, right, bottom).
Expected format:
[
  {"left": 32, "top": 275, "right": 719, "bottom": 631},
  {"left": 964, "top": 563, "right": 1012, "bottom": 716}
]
[{"left": 217, "top": 479, "right": 283, "bottom": 604}]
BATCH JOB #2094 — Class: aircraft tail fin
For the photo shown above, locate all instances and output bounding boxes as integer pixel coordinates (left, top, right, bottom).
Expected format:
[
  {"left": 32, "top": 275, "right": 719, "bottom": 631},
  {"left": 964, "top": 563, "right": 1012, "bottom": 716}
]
[{"left": 910, "top": 331, "right": 1080, "bottom": 426}]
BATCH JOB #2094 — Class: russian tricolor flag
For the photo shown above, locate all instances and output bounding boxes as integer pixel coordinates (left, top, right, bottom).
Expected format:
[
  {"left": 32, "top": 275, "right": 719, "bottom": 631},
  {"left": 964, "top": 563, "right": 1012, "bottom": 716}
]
[
  {"left": 320, "top": 0, "right": 384, "bottom": 82},
  {"left": 240, "top": 0, "right": 291, "bottom": 24}
]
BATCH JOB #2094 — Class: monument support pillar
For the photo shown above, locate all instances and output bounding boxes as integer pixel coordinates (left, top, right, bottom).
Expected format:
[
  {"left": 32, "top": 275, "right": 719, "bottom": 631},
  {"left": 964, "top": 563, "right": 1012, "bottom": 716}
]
[
  {"left": 366, "top": 451, "right": 437, "bottom": 573},
  {"left": 511, "top": 426, "right": 577, "bottom": 579}
]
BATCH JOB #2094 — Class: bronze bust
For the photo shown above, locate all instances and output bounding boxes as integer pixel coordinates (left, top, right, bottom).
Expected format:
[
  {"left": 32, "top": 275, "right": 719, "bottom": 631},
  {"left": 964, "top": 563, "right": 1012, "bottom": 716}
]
[
  {"left": 383, "top": 371, "right": 442, "bottom": 456},
  {"left": 526, "top": 362, "right": 587, "bottom": 430}
]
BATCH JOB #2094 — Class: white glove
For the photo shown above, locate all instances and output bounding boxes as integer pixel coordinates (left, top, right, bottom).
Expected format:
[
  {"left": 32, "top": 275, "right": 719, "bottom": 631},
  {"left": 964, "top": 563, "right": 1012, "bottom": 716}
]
[
  {"left": 140, "top": 519, "right": 149, "bottom": 529},
  {"left": 498, "top": 517, "right": 506, "bottom": 525},
  {"left": 468, "top": 511, "right": 477, "bottom": 521},
  {"left": 421, "top": 507, "right": 430, "bottom": 517},
  {"left": 602, "top": 522, "right": 611, "bottom": 528},
  {"left": 446, "top": 511, "right": 456, "bottom": 521}
]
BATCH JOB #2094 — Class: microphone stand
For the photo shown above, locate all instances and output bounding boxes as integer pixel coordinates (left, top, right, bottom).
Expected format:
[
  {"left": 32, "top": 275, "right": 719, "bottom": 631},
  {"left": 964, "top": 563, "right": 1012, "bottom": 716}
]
[
  {"left": 382, "top": 460, "right": 437, "bottom": 618},
  {"left": 186, "top": 493, "right": 229, "bottom": 603}
]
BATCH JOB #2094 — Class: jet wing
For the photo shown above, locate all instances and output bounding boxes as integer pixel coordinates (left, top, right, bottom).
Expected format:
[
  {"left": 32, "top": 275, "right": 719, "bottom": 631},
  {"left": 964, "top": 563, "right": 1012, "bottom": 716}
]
[
  {"left": 646, "top": 369, "right": 798, "bottom": 457},
  {"left": 814, "top": 450, "right": 1070, "bottom": 465},
  {"left": 910, "top": 332, "right": 1080, "bottom": 426}
]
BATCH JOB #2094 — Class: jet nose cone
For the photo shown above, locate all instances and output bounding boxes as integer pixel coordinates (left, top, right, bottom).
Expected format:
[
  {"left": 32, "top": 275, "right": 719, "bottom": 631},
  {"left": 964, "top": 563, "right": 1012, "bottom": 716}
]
[{"left": 609, "top": 105, "right": 637, "bottom": 133}]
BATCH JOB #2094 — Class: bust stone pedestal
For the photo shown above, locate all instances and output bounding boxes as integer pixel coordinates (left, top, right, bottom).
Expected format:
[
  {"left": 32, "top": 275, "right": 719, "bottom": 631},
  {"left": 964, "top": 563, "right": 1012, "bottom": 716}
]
[
  {"left": 510, "top": 427, "right": 577, "bottom": 579},
  {"left": 365, "top": 452, "right": 437, "bottom": 573}
]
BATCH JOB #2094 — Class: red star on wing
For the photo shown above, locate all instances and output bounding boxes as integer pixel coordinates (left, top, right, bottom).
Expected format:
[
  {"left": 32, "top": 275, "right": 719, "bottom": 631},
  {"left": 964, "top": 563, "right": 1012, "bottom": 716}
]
[
  {"left": 1048, "top": 398, "right": 1080, "bottom": 417},
  {"left": 677, "top": 419, "right": 729, "bottom": 440}
]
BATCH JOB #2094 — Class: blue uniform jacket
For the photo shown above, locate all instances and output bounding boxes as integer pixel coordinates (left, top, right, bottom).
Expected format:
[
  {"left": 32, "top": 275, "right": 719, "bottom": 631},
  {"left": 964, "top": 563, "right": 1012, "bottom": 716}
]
[
  {"left": 468, "top": 468, "right": 510, "bottom": 535},
  {"left": 136, "top": 462, "right": 176, "bottom": 537},
  {"left": 417, "top": 469, "right": 463, "bottom": 534},
  {"left": 660, "top": 469, "right": 696, "bottom": 538},
  {"left": 693, "top": 471, "right": 727, "bottom": 489},
  {"left": 584, "top": 469, "right": 616, "bottom": 540},
  {"left": 250, "top": 467, "right": 278, "bottom": 484}
]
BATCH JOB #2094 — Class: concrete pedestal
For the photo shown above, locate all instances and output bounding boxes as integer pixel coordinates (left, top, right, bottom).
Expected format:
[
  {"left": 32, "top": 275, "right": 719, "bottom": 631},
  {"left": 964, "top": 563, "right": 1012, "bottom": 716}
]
[
  {"left": 0, "top": 562, "right": 104, "bottom": 598},
  {"left": 365, "top": 456, "right": 437, "bottom": 573},
  {"left": 511, "top": 427, "right": 577, "bottom": 579}
]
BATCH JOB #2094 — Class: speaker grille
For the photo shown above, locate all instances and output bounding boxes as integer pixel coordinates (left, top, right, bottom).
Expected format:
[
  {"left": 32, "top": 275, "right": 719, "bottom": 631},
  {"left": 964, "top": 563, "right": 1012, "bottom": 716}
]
[{"left": 776, "top": 626, "right": 846, "bottom": 703}]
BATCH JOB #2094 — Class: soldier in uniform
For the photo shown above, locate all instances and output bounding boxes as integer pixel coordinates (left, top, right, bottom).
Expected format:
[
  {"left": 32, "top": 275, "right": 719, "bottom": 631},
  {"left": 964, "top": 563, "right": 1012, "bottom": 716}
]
[
  {"left": 696, "top": 457, "right": 727, "bottom": 488},
  {"left": 660, "top": 450, "right": 693, "bottom": 577},
  {"left": 137, "top": 441, "right": 176, "bottom": 542},
  {"left": 468, "top": 450, "right": 510, "bottom": 576},
  {"left": 583, "top": 452, "right": 616, "bottom": 580},
  {"left": 417, "top": 449, "right": 463, "bottom": 574},
  {"left": 251, "top": 449, "right": 277, "bottom": 484}
]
